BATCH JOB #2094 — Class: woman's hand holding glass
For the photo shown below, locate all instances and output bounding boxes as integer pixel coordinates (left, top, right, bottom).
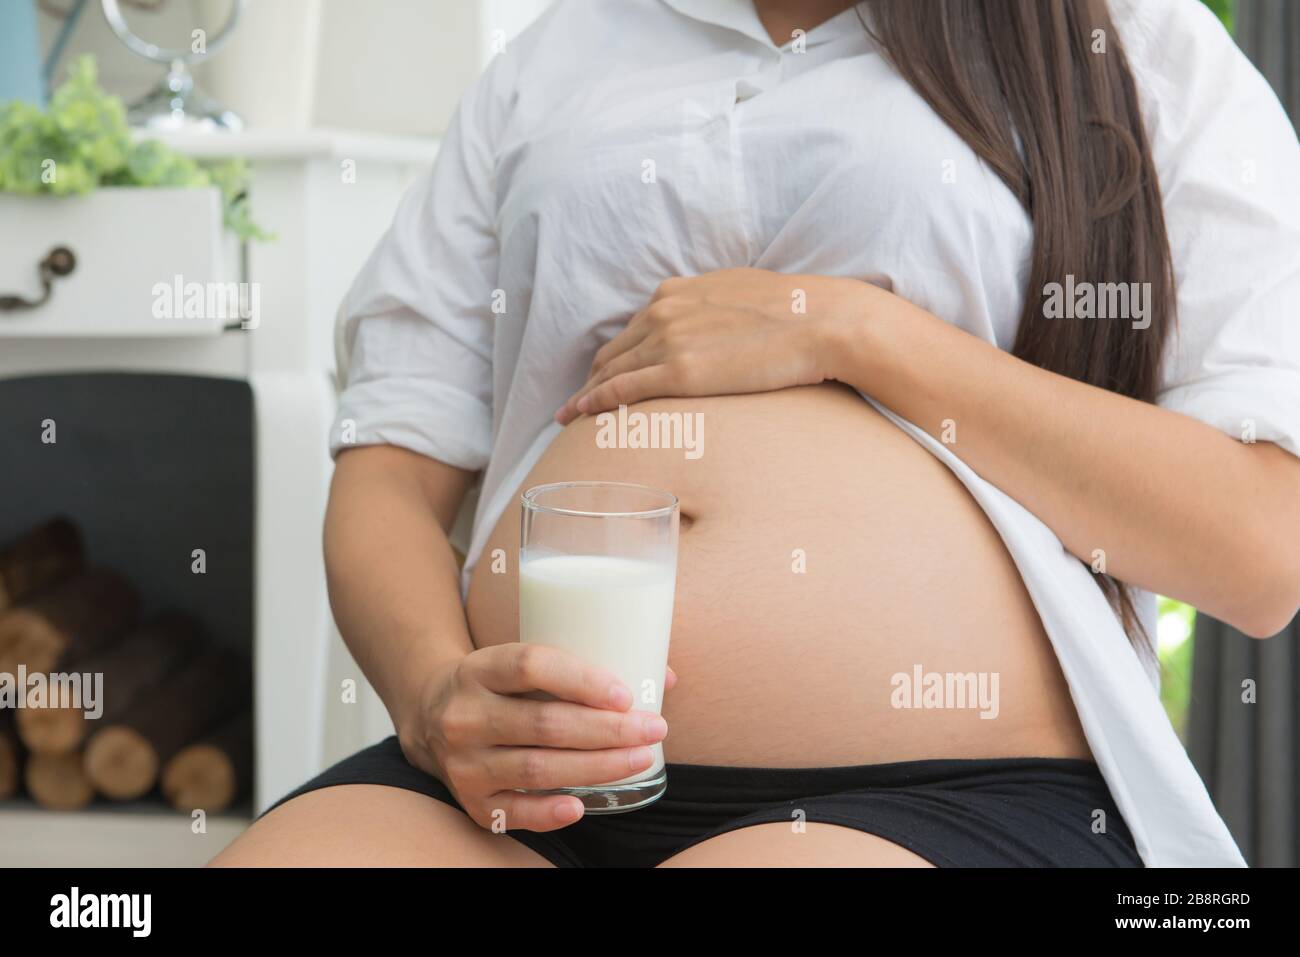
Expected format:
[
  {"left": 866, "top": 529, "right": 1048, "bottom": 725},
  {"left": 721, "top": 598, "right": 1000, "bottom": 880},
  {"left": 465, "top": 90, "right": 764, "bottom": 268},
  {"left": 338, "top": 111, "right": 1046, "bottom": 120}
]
[{"left": 397, "top": 644, "right": 674, "bottom": 832}]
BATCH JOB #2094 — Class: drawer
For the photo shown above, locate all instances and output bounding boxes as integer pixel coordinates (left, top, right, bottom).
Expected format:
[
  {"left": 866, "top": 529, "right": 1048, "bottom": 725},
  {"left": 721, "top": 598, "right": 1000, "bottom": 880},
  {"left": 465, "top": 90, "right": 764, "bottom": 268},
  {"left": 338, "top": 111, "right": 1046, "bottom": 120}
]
[{"left": 0, "top": 187, "right": 240, "bottom": 338}]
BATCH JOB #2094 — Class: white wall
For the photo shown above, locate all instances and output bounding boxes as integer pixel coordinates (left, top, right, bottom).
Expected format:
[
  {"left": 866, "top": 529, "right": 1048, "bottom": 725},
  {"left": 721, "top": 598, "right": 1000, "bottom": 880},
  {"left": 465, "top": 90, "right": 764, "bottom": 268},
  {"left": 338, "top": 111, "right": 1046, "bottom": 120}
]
[
  {"left": 480, "top": 0, "right": 555, "bottom": 58},
  {"left": 38, "top": 0, "right": 553, "bottom": 136},
  {"left": 310, "top": 0, "right": 479, "bottom": 136}
]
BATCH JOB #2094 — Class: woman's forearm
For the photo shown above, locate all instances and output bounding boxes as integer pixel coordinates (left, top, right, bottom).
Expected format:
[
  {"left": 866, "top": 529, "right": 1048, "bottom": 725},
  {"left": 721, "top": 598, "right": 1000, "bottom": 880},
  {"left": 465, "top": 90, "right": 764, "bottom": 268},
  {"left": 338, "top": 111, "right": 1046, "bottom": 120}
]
[
  {"left": 822, "top": 290, "right": 1300, "bottom": 638},
  {"left": 324, "top": 446, "right": 477, "bottom": 731},
  {"left": 554, "top": 266, "right": 1298, "bottom": 636}
]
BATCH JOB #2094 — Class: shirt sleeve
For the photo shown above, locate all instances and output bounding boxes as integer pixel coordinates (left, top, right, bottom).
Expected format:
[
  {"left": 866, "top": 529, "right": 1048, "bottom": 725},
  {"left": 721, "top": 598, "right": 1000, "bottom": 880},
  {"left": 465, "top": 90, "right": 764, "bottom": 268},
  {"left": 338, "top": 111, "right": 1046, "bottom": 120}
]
[
  {"left": 329, "top": 56, "right": 515, "bottom": 470},
  {"left": 1119, "top": 0, "right": 1300, "bottom": 456}
]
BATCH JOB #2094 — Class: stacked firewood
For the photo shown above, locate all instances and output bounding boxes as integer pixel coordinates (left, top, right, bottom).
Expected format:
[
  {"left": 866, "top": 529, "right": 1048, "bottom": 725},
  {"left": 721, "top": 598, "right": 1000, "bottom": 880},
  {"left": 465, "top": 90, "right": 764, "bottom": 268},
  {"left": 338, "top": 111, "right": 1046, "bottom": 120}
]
[{"left": 0, "top": 518, "right": 253, "bottom": 812}]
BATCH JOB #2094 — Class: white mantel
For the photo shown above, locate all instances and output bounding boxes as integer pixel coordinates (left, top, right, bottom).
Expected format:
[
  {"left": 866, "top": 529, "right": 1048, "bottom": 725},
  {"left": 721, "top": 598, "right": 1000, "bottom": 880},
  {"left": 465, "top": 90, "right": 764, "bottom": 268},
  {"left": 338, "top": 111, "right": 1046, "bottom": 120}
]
[{"left": 137, "top": 127, "right": 439, "bottom": 165}]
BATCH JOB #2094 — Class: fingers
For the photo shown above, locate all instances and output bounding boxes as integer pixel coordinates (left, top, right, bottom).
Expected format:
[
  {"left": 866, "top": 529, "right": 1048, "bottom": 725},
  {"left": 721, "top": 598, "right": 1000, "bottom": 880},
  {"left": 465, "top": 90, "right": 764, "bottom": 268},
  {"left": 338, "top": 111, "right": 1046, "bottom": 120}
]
[
  {"left": 556, "top": 298, "right": 672, "bottom": 424},
  {"left": 472, "top": 643, "right": 633, "bottom": 710},
  {"left": 490, "top": 698, "right": 668, "bottom": 749},
  {"left": 555, "top": 344, "right": 655, "bottom": 424},
  {"left": 590, "top": 309, "right": 653, "bottom": 374},
  {"left": 480, "top": 744, "right": 658, "bottom": 792},
  {"left": 451, "top": 744, "right": 658, "bottom": 832},
  {"left": 575, "top": 365, "right": 675, "bottom": 416},
  {"left": 557, "top": 344, "right": 660, "bottom": 423},
  {"left": 665, "top": 664, "right": 678, "bottom": 692},
  {"left": 438, "top": 646, "right": 680, "bottom": 835},
  {"left": 474, "top": 791, "right": 585, "bottom": 833}
]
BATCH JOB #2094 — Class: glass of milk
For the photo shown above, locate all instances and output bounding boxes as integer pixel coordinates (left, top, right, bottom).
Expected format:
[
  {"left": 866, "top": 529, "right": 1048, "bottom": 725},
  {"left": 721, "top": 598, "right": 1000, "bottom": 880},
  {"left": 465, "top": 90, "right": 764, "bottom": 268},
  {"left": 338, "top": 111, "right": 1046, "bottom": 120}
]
[{"left": 518, "top": 481, "right": 679, "bottom": 813}]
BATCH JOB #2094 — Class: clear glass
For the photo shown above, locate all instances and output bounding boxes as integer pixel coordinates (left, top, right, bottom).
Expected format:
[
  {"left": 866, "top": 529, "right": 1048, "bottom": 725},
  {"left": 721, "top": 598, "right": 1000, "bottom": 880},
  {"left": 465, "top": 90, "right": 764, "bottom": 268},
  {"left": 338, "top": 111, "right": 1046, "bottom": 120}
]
[{"left": 518, "top": 481, "right": 679, "bottom": 813}]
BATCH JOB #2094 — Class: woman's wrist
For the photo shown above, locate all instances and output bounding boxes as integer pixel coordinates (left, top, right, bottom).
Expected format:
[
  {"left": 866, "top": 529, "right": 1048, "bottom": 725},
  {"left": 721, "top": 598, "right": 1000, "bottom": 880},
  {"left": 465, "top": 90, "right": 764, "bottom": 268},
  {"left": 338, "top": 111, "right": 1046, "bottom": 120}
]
[
  {"left": 392, "top": 653, "right": 462, "bottom": 774},
  {"left": 814, "top": 279, "right": 900, "bottom": 388}
]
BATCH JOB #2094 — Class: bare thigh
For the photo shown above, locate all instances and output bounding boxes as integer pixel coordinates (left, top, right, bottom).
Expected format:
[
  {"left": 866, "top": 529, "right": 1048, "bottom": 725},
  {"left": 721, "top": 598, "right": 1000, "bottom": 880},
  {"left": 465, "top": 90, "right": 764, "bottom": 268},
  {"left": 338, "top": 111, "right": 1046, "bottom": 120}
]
[
  {"left": 657, "top": 822, "right": 936, "bottom": 868},
  {"left": 208, "top": 784, "right": 554, "bottom": 867}
]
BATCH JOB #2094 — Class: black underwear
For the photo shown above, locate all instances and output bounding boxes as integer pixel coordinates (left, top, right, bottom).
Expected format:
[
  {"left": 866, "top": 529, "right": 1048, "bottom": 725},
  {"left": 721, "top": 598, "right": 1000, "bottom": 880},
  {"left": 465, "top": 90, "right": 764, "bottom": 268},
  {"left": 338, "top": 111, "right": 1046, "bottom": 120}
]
[{"left": 268, "top": 737, "right": 1142, "bottom": 867}]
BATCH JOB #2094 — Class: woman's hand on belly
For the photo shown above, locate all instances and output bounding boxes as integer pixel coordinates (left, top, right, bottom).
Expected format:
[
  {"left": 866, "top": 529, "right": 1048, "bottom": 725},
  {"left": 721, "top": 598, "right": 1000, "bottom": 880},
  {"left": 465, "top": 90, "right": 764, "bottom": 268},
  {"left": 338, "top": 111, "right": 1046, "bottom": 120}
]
[
  {"left": 402, "top": 644, "right": 670, "bottom": 831},
  {"left": 555, "top": 265, "right": 1300, "bottom": 639},
  {"left": 555, "top": 267, "right": 872, "bottom": 423}
]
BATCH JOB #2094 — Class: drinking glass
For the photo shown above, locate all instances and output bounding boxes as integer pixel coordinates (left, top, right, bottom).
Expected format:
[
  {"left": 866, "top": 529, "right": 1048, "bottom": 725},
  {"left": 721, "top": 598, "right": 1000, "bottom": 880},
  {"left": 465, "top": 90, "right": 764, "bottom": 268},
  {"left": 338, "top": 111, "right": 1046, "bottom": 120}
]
[{"left": 518, "top": 481, "right": 679, "bottom": 813}]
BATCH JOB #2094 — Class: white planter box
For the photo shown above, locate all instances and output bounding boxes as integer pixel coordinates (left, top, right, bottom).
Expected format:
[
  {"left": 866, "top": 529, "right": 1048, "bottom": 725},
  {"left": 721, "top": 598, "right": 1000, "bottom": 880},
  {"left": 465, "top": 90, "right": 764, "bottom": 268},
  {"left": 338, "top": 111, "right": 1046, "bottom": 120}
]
[{"left": 0, "top": 187, "right": 236, "bottom": 337}]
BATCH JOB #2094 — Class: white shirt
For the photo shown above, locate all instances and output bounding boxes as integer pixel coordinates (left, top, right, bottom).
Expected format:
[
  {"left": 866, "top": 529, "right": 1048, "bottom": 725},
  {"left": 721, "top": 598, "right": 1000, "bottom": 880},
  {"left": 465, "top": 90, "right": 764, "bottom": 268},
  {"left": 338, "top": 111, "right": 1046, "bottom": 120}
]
[{"left": 331, "top": 0, "right": 1300, "bottom": 866}]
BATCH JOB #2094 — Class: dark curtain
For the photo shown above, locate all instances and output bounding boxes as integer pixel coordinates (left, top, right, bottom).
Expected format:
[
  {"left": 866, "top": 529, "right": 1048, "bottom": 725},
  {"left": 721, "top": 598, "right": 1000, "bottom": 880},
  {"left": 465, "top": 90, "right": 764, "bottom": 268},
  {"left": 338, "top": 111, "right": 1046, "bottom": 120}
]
[
  {"left": 1187, "top": 0, "right": 1300, "bottom": 869},
  {"left": 1235, "top": 0, "right": 1300, "bottom": 124}
]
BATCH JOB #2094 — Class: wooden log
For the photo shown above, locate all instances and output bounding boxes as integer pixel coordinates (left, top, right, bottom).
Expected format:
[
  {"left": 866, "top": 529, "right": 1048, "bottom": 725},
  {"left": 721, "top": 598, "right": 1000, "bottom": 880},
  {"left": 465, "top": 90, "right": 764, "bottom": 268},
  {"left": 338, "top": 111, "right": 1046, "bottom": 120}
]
[
  {"left": 0, "top": 568, "right": 138, "bottom": 678},
  {"left": 0, "top": 715, "right": 20, "bottom": 800},
  {"left": 25, "top": 750, "right": 95, "bottom": 811},
  {"left": 14, "top": 613, "right": 203, "bottom": 755},
  {"left": 0, "top": 518, "right": 84, "bottom": 612},
  {"left": 83, "top": 650, "right": 249, "bottom": 801},
  {"left": 13, "top": 700, "right": 81, "bottom": 759},
  {"left": 161, "top": 711, "right": 253, "bottom": 812}
]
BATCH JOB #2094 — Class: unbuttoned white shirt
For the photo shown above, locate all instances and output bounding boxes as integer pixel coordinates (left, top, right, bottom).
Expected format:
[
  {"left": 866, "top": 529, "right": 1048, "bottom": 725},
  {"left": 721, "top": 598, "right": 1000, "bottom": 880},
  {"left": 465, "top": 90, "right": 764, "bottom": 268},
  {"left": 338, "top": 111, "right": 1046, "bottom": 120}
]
[{"left": 332, "top": 0, "right": 1300, "bottom": 866}]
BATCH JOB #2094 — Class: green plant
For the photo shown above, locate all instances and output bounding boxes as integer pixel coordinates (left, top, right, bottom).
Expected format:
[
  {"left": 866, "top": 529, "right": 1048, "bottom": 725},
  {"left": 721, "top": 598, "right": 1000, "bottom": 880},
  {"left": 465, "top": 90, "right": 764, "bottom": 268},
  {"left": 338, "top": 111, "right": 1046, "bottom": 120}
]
[
  {"left": 0, "top": 56, "right": 270, "bottom": 242},
  {"left": 1202, "top": 0, "right": 1235, "bottom": 32},
  {"left": 1157, "top": 596, "right": 1197, "bottom": 740}
]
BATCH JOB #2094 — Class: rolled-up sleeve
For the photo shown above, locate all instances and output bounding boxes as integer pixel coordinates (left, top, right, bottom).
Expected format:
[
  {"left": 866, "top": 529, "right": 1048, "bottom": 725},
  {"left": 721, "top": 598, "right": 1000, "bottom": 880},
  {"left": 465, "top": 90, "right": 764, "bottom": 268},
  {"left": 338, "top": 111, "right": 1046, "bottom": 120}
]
[
  {"left": 1129, "top": 0, "right": 1300, "bottom": 455},
  {"left": 330, "top": 58, "right": 513, "bottom": 471}
]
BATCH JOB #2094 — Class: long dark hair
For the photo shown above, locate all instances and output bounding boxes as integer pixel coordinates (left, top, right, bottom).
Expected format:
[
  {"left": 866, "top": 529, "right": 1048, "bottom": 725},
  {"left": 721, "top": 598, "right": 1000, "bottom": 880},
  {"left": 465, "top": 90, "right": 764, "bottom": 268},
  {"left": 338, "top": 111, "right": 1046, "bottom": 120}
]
[{"left": 864, "top": 0, "right": 1174, "bottom": 649}]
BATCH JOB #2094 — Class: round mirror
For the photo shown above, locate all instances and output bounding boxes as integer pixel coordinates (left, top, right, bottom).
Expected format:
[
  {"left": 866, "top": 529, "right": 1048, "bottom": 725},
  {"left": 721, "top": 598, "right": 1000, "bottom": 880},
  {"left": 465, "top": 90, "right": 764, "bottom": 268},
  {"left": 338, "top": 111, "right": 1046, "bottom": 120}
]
[{"left": 99, "top": 0, "right": 246, "bottom": 130}]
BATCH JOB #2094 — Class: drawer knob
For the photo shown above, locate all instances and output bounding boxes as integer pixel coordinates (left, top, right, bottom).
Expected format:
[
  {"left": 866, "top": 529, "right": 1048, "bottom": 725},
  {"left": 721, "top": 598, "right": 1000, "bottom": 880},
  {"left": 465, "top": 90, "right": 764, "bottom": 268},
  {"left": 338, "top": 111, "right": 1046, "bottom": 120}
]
[{"left": 0, "top": 246, "right": 78, "bottom": 312}]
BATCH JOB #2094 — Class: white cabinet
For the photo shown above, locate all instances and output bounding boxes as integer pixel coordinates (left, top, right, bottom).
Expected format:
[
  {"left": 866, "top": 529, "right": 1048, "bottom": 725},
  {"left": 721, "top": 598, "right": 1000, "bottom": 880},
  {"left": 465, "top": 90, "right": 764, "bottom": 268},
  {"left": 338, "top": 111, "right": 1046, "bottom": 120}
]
[
  {"left": 0, "top": 130, "right": 436, "bottom": 853},
  {"left": 0, "top": 187, "right": 234, "bottom": 337}
]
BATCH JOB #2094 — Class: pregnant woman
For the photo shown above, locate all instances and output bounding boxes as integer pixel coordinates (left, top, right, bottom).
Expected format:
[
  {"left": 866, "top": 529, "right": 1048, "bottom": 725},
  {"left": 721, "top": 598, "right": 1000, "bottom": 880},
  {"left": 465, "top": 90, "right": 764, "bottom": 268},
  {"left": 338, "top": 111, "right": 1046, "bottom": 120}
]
[{"left": 214, "top": 0, "right": 1300, "bottom": 867}]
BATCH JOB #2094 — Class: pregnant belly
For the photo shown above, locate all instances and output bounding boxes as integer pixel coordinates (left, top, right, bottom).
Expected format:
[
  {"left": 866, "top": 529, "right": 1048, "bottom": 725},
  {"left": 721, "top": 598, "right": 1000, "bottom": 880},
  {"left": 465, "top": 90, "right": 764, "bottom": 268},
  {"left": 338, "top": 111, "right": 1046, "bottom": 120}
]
[{"left": 465, "top": 383, "right": 1091, "bottom": 767}]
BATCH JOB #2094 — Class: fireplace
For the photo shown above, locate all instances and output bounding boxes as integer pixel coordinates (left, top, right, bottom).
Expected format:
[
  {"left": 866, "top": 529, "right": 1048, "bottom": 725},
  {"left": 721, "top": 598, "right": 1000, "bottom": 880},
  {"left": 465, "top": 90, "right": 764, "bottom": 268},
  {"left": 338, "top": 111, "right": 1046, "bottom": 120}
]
[{"left": 0, "top": 372, "right": 255, "bottom": 657}]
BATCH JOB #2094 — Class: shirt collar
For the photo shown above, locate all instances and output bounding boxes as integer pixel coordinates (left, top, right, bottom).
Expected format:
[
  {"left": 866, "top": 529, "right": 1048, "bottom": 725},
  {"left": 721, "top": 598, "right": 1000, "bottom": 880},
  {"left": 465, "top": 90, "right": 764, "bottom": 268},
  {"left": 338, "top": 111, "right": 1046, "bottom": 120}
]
[{"left": 659, "top": 0, "right": 866, "bottom": 51}]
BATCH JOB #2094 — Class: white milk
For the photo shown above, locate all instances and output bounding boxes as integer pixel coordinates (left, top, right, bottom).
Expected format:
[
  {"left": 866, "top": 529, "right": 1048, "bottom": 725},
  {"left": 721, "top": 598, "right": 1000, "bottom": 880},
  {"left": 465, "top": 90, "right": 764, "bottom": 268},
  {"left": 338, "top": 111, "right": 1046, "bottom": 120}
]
[{"left": 519, "top": 554, "right": 676, "bottom": 785}]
